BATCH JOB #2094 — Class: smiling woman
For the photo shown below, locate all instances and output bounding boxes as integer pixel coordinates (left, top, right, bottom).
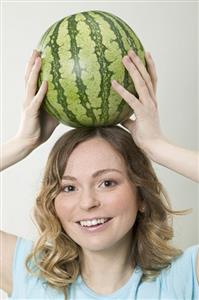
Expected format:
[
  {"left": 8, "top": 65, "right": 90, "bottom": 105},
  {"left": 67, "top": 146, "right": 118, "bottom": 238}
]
[
  {"left": 20, "top": 126, "right": 192, "bottom": 299},
  {"left": 1, "top": 38, "right": 198, "bottom": 299}
]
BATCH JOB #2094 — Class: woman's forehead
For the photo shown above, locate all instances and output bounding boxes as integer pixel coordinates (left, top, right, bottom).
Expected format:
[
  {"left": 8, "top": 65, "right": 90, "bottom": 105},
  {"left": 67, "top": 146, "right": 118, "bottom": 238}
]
[{"left": 63, "top": 138, "right": 125, "bottom": 175}]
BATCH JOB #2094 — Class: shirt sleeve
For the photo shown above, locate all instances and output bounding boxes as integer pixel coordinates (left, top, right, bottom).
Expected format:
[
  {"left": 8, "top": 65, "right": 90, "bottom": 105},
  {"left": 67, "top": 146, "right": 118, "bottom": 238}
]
[
  {"left": 9, "top": 237, "right": 63, "bottom": 300},
  {"left": 161, "top": 245, "right": 199, "bottom": 299},
  {"left": 9, "top": 237, "right": 34, "bottom": 298}
]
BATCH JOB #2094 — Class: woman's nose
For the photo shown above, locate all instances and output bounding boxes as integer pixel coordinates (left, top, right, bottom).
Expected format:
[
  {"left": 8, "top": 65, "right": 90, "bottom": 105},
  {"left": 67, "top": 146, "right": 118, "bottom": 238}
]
[{"left": 79, "top": 189, "right": 101, "bottom": 210}]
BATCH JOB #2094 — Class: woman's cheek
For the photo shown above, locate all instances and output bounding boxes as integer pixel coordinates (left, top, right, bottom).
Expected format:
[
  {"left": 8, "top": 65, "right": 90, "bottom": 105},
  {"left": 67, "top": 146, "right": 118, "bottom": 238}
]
[
  {"left": 55, "top": 193, "right": 78, "bottom": 226},
  {"left": 54, "top": 193, "right": 69, "bottom": 218},
  {"left": 106, "top": 186, "right": 138, "bottom": 212}
]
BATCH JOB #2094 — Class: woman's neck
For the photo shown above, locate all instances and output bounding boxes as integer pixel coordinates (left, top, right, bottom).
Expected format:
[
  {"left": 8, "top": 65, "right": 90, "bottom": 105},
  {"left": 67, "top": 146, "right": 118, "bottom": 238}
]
[{"left": 79, "top": 233, "right": 134, "bottom": 295}]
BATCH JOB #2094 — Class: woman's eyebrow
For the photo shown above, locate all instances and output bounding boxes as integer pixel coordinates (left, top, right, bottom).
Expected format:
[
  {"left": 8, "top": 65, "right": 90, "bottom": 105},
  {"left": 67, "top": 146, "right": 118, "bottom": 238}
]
[{"left": 62, "top": 168, "right": 123, "bottom": 181}]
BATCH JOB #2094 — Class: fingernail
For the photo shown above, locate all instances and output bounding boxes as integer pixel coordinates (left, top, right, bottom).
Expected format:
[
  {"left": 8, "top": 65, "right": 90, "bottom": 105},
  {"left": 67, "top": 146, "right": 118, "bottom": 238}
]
[
  {"left": 146, "top": 52, "right": 151, "bottom": 58},
  {"left": 41, "top": 81, "right": 47, "bottom": 89},
  {"left": 34, "top": 57, "right": 41, "bottom": 65},
  {"left": 31, "top": 49, "right": 37, "bottom": 57},
  {"left": 123, "top": 56, "right": 131, "bottom": 63},
  {"left": 129, "top": 49, "right": 136, "bottom": 56},
  {"left": 33, "top": 49, "right": 41, "bottom": 56}
]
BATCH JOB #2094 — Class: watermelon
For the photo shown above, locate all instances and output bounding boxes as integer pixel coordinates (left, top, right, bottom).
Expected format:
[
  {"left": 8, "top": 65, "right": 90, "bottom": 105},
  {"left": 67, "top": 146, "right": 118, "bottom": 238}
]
[{"left": 37, "top": 10, "right": 145, "bottom": 127}]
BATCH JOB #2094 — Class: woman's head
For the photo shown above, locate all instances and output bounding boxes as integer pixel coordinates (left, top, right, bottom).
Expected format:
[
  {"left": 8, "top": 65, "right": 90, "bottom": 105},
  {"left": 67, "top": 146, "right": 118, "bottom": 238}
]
[
  {"left": 26, "top": 125, "right": 183, "bottom": 297},
  {"left": 54, "top": 135, "right": 140, "bottom": 254},
  {"left": 35, "top": 126, "right": 163, "bottom": 248}
]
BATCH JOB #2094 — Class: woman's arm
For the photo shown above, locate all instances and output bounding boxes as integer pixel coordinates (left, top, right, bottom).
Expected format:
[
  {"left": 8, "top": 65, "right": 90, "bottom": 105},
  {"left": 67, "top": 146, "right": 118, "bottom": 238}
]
[
  {"left": 0, "top": 137, "right": 35, "bottom": 171},
  {"left": 0, "top": 231, "right": 17, "bottom": 295},
  {"left": 144, "top": 138, "right": 199, "bottom": 182},
  {"left": 0, "top": 50, "right": 59, "bottom": 294},
  {"left": 112, "top": 50, "right": 198, "bottom": 182},
  {"left": 1, "top": 50, "right": 59, "bottom": 172}
]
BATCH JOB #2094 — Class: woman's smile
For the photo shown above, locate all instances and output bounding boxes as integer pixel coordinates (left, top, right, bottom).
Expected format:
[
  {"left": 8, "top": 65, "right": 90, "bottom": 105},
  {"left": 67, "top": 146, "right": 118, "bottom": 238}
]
[{"left": 75, "top": 217, "right": 114, "bottom": 233}]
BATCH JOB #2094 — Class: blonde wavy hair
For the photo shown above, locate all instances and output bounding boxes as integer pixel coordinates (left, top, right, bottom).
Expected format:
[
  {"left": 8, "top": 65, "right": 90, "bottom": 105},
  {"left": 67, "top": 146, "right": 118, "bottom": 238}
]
[{"left": 26, "top": 125, "right": 188, "bottom": 299}]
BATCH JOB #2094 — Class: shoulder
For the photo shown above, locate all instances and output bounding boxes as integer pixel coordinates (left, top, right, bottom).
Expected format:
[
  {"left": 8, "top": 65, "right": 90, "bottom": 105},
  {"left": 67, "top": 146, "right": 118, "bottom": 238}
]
[
  {"left": 137, "top": 246, "right": 199, "bottom": 300},
  {"left": 12, "top": 236, "right": 34, "bottom": 272},
  {"left": 160, "top": 245, "right": 199, "bottom": 297},
  {"left": 14, "top": 236, "right": 34, "bottom": 254},
  {"left": 170, "top": 245, "right": 199, "bottom": 273},
  {"left": 10, "top": 236, "right": 34, "bottom": 297},
  {"left": 163, "top": 245, "right": 199, "bottom": 278},
  {"left": 10, "top": 236, "right": 63, "bottom": 299}
]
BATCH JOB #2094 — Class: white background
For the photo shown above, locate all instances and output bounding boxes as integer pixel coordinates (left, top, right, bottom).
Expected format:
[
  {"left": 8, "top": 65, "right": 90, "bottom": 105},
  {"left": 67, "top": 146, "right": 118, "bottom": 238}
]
[{"left": 1, "top": 1, "right": 198, "bottom": 298}]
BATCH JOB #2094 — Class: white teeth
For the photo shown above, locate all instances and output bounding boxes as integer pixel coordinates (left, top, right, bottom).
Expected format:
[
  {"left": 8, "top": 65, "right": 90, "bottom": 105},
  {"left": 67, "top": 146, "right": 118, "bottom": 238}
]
[{"left": 79, "top": 218, "right": 109, "bottom": 227}]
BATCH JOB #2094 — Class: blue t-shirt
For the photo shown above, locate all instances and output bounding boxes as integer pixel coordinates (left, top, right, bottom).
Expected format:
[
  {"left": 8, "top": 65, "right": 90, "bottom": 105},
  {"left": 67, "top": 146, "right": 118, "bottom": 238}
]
[{"left": 8, "top": 237, "right": 199, "bottom": 299}]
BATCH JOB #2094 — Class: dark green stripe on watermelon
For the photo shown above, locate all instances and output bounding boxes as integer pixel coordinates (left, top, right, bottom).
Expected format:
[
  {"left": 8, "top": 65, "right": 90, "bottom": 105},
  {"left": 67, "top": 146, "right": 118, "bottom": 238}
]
[
  {"left": 44, "top": 19, "right": 83, "bottom": 126},
  {"left": 38, "top": 22, "right": 57, "bottom": 50},
  {"left": 104, "top": 11, "right": 145, "bottom": 63},
  {"left": 67, "top": 14, "right": 98, "bottom": 126},
  {"left": 94, "top": 11, "right": 134, "bottom": 124},
  {"left": 97, "top": 11, "right": 146, "bottom": 124},
  {"left": 82, "top": 12, "right": 114, "bottom": 124}
]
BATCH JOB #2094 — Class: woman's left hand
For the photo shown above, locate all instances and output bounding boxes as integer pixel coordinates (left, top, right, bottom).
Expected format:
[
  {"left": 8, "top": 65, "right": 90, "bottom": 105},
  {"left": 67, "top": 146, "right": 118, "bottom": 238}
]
[{"left": 111, "top": 49, "right": 165, "bottom": 155}]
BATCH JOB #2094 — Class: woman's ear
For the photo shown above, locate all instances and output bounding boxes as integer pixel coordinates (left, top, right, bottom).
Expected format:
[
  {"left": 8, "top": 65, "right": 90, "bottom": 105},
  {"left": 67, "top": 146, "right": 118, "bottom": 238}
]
[
  {"left": 137, "top": 190, "right": 145, "bottom": 213},
  {"left": 138, "top": 205, "right": 145, "bottom": 213}
]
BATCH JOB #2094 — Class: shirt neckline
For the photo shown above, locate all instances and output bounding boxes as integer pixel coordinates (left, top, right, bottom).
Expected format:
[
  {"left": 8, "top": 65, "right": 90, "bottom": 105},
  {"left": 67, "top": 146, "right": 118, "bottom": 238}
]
[{"left": 76, "top": 265, "right": 142, "bottom": 299}]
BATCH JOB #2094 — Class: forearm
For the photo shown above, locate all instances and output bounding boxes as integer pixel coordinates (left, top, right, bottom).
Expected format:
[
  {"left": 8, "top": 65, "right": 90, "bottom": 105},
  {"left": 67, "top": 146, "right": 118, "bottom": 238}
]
[
  {"left": 145, "top": 139, "right": 199, "bottom": 182},
  {"left": 0, "top": 137, "right": 35, "bottom": 171}
]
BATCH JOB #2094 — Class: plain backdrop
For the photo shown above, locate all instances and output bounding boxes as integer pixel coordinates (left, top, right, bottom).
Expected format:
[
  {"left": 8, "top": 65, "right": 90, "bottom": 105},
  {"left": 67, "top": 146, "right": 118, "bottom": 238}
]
[{"left": 1, "top": 1, "right": 198, "bottom": 298}]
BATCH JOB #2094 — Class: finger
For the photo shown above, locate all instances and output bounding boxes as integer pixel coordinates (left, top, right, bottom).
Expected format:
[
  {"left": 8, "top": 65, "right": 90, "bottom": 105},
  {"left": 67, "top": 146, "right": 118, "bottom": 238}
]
[
  {"left": 111, "top": 79, "right": 142, "bottom": 115},
  {"left": 31, "top": 81, "right": 48, "bottom": 112},
  {"left": 122, "top": 56, "right": 151, "bottom": 105},
  {"left": 145, "top": 52, "right": 158, "bottom": 95},
  {"left": 25, "top": 49, "right": 40, "bottom": 87},
  {"left": 128, "top": 49, "right": 155, "bottom": 100},
  {"left": 24, "top": 81, "right": 47, "bottom": 117},
  {"left": 25, "top": 57, "right": 42, "bottom": 99}
]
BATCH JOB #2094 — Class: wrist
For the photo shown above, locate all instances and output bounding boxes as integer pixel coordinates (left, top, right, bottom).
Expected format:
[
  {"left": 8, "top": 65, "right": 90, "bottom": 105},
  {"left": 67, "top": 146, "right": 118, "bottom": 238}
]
[
  {"left": 12, "top": 135, "right": 37, "bottom": 156},
  {"left": 142, "top": 137, "right": 172, "bottom": 163},
  {"left": 142, "top": 138, "right": 199, "bottom": 182},
  {"left": 0, "top": 136, "right": 36, "bottom": 171}
]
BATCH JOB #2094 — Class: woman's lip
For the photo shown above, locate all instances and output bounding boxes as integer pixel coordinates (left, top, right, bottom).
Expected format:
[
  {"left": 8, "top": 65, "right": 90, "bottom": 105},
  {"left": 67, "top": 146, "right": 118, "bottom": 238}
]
[{"left": 76, "top": 218, "right": 113, "bottom": 233}]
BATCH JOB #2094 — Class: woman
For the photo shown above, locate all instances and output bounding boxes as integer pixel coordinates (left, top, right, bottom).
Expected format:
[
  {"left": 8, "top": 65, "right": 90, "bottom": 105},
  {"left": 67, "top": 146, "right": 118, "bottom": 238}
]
[{"left": 1, "top": 50, "right": 198, "bottom": 299}]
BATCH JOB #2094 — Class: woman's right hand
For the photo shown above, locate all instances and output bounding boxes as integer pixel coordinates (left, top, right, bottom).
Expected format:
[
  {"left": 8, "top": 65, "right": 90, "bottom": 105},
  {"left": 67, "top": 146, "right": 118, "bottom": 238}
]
[
  {"left": 1, "top": 50, "right": 59, "bottom": 171},
  {"left": 15, "top": 49, "right": 59, "bottom": 150}
]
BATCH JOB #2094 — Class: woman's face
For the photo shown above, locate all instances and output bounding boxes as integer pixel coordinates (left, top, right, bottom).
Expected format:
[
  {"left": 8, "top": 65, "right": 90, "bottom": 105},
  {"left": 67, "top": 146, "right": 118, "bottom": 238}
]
[{"left": 54, "top": 137, "right": 139, "bottom": 252}]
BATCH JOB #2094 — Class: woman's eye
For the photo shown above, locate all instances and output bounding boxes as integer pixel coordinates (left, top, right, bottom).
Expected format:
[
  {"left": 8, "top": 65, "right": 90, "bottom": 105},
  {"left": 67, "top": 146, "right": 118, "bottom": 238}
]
[
  {"left": 101, "top": 180, "right": 117, "bottom": 188},
  {"left": 63, "top": 185, "right": 75, "bottom": 193}
]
